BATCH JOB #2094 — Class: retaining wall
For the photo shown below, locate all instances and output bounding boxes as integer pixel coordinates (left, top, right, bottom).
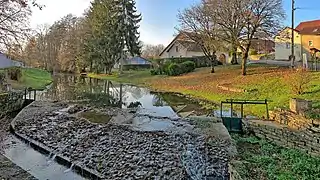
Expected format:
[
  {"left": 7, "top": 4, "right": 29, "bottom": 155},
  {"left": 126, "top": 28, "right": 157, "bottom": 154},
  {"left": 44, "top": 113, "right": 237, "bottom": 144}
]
[
  {"left": 248, "top": 120, "right": 320, "bottom": 156},
  {"left": 0, "top": 91, "right": 25, "bottom": 118}
]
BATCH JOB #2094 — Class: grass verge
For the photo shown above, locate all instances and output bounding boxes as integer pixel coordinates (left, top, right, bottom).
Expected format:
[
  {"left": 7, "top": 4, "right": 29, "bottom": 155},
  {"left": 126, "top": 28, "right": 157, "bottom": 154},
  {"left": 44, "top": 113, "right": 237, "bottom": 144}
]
[{"left": 231, "top": 134, "right": 320, "bottom": 180}]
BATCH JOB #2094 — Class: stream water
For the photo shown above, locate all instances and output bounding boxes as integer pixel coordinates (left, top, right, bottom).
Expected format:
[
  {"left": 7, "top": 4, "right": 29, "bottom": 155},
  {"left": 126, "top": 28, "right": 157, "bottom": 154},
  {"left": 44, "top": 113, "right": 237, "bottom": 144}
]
[{"left": 3, "top": 74, "right": 210, "bottom": 180}]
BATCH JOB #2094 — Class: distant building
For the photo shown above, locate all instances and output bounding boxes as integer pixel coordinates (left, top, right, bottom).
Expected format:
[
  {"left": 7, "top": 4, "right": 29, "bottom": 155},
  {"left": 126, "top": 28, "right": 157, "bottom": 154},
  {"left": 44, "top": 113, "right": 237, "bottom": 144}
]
[
  {"left": 275, "top": 20, "right": 320, "bottom": 61},
  {"left": 0, "top": 52, "right": 24, "bottom": 68},
  {"left": 114, "top": 56, "right": 151, "bottom": 70}
]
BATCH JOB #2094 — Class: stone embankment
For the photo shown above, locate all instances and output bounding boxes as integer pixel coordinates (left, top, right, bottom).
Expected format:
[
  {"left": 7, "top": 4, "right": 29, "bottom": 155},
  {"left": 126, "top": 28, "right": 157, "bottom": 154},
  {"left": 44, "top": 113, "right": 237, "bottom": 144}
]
[
  {"left": 12, "top": 101, "right": 232, "bottom": 179},
  {"left": 0, "top": 91, "right": 25, "bottom": 118},
  {"left": 247, "top": 120, "right": 320, "bottom": 156}
]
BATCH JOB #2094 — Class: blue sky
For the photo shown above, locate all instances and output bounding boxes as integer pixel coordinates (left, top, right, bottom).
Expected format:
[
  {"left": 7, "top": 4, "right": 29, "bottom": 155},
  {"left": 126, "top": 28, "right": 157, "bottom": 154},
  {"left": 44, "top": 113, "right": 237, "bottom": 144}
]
[{"left": 31, "top": 0, "right": 320, "bottom": 46}]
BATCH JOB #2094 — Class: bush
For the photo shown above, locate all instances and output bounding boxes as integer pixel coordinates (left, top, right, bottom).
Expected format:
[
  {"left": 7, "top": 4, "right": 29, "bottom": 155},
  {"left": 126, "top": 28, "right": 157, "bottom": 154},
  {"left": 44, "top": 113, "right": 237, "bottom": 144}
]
[
  {"left": 284, "top": 68, "right": 311, "bottom": 95},
  {"left": 167, "top": 63, "right": 181, "bottom": 76},
  {"left": 150, "top": 69, "right": 159, "bottom": 75},
  {"left": 151, "top": 60, "right": 196, "bottom": 76},
  {"left": 181, "top": 61, "right": 196, "bottom": 72},
  {"left": 0, "top": 72, "right": 5, "bottom": 83},
  {"left": 6, "top": 67, "right": 22, "bottom": 81}
]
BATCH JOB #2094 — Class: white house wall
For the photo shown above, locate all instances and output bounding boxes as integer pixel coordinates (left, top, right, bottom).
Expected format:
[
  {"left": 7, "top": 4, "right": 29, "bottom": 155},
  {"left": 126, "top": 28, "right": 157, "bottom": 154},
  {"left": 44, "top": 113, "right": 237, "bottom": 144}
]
[
  {"left": 275, "top": 28, "right": 302, "bottom": 61},
  {"left": 186, "top": 51, "right": 205, "bottom": 57}
]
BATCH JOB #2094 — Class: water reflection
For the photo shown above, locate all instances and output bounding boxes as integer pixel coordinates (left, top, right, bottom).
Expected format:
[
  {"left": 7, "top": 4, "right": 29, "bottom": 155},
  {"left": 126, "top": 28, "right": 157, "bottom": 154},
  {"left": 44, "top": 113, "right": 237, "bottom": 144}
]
[{"left": 35, "top": 74, "right": 185, "bottom": 118}]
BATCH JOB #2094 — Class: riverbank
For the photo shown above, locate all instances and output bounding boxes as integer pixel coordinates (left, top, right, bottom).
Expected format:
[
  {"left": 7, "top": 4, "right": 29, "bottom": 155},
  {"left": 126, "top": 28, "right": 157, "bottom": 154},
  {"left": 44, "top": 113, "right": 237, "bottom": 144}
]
[
  {"left": 89, "top": 65, "right": 320, "bottom": 117},
  {"left": 0, "top": 68, "right": 53, "bottom": 90}
]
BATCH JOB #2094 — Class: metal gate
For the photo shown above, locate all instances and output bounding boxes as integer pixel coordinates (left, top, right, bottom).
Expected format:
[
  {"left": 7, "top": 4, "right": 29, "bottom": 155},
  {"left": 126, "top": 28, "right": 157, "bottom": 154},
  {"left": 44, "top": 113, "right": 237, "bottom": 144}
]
[
  {"left": 220, "top": 99, "right": 270, "bottom": 132},
  {"left": 222, "top": 117, "right": 243, "bottom": 132}
]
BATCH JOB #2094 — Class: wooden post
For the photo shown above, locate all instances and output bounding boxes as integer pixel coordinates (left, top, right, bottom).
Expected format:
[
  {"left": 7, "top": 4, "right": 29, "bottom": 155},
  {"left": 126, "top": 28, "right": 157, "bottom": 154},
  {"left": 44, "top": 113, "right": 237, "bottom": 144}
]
[
  {"left": 241, "top": 104, "right": 244, "bottom": 118},
  {"left": 265, "top": 99, "right": 269, "bottom": 119},
  {"left": 230, "top": 101, "right": 233, "bottom": 117},
  {"left": 119, "top": 84, "right": 123, "bottom": 108},
  {"left": 34, "top": 90, "right": 36, "bottom": 101},
  {"left": 24, "top": 88, "right": 27, "bottom": 100},
  {"left": 220, "top": 102, "right": 223, "bottom": 118}
]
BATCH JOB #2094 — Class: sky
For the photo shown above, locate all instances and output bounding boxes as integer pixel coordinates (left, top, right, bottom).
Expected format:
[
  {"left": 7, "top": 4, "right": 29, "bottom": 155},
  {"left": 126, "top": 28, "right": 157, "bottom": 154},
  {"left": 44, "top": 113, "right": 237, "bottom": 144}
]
[{"left": 30, "top": 0, "right": 320, "bottom": 46}]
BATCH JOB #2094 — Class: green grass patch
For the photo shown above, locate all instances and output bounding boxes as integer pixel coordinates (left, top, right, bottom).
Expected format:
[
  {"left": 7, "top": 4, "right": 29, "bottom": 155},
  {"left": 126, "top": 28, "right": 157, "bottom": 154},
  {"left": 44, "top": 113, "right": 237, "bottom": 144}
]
[
  {"left": 88, "top": 70, "right": 162, "bottom": 85},
  {"left": 232, "top": 134, "right": 320, "bottom": 180},
  {"left": 1, "top": 68, "right": 53, "bottom": 90}
]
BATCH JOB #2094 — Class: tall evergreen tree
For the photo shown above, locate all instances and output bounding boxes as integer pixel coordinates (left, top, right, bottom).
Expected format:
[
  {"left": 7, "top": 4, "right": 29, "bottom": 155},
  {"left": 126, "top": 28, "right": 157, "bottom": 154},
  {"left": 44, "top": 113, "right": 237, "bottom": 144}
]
[
  {"left": 86, "top": 0, "right": 123, "bottom": 73},
  {"left": 118, "top": 0, "right": 142, "bottom": 56}
]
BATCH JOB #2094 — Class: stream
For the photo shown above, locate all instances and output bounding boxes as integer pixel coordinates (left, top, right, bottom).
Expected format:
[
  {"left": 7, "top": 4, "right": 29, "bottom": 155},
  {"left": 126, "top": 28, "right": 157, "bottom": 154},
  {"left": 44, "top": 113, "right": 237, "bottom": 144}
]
[{"left": 3, "top": 74, "right": 212, "bottom": 180}]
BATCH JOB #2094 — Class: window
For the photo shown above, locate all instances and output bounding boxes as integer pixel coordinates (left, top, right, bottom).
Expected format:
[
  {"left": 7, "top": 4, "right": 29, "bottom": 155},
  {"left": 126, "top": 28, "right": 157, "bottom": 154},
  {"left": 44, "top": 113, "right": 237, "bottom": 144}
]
[
  {"left": 175, "top": 46, "right": 179, "bottom": 52},
  {"left": 286, "top": 42, "right": 290, "bottom": 49},
  {"left": 309, "top": 40, "right": 314, "bottom": 47}
]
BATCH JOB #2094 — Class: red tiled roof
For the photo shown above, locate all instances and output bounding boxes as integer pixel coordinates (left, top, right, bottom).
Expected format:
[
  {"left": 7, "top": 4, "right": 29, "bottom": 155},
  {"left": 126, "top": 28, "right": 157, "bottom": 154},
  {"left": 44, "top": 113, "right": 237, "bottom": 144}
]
[
  {"left": 296, "top": 20, "right": 320, "bottom": 31},
  {"left": 299, "top": 26, "right": 320, "bottom": 35}
]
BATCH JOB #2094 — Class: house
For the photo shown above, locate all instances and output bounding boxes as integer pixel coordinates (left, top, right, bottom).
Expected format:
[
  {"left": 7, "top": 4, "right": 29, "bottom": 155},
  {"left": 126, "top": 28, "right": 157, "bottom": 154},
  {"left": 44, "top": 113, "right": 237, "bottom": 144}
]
[
  {"left": 275, "top": 20, "right": 320, "bottom": 61},
  {"left": 114, "top": 56, "right": 151, "bottom": 70},
  {"left": 0, "top": 52, "right": 24, "bottom": 68},
  {"left": 159, "top": 32, "right": 274, "bottom": 63},
  {"left": 251, "top": 38, "right": 275, "bottom": 54},
  {"left": 159, "top": 32, "right": 207, "bottom": 59}
]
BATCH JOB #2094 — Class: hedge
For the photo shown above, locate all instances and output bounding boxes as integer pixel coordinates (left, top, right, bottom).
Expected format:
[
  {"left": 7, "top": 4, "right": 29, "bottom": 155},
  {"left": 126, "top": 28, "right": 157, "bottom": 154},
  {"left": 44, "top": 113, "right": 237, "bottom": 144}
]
[{"left": 151, "top": 61, "right": 196, "bottom": 76}]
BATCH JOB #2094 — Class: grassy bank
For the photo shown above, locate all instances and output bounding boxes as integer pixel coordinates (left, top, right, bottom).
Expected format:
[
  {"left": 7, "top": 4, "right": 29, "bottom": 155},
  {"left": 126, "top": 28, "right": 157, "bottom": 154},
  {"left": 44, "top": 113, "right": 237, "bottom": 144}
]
[
  {"left": 89, "top": 65, "right": 320, "bottom": 117},
  {"left": 1, "top": 68, "right": 53, "bottom": 90},
  {"left": 232, "top": 134, "right": 320, "bottom": 180},
  {"left": 88, "top": 70, "right": 161, "bottom": 85}
]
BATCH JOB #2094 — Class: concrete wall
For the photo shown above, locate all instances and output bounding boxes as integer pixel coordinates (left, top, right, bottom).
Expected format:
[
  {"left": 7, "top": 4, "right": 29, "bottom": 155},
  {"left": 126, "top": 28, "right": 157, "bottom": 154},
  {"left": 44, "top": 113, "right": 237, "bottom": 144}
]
[
  {"left": 248, "top": 120, "right": 320, "bottom": 156},
  {"left": 275, "top": 28, "right": 303, "bottom": 61},
  {"left": 186, "top": 51, "right": 205, "bottom": 57}
]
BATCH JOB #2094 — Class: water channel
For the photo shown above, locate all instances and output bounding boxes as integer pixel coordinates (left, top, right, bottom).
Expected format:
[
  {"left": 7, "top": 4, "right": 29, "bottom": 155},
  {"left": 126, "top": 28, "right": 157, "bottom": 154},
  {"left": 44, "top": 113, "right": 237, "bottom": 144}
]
[{"left": 3, "top": 74, "right": 211, "bottom": 180}]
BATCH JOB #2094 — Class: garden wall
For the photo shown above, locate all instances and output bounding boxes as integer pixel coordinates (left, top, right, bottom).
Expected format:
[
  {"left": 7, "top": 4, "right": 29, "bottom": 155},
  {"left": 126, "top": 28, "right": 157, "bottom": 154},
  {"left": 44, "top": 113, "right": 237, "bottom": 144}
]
[
  {"left": 248, "top": 120, "right": 320, "bottom": 156},
  {"left": 0, "top": 91, "right": 25, "bottom": 118}
]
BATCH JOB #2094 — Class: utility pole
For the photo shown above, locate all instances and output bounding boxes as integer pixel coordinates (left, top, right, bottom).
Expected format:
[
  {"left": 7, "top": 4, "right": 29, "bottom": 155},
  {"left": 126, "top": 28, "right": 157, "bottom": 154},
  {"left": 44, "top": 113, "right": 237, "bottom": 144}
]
[{"left": 291, "top": 0, "right": 296, "bottom": 68}]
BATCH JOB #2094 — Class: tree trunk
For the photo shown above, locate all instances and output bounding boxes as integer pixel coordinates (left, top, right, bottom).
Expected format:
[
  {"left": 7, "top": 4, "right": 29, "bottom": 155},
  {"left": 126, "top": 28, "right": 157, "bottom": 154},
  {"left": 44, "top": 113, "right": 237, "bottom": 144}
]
[
  {"left": 241, "top": 50, "right": 249, "bottom": 76},
  {"left": 231, "top": 45, "right": 238, "bottom": 65},
  {"left": 210, "top": 53, "right": 216, "bottom": 73},
  {"left": 103, "top": 65, "right": 108, "bottom": 74},
  {"left": 107, "top": 66, "right": 112, "bottom": 75}
]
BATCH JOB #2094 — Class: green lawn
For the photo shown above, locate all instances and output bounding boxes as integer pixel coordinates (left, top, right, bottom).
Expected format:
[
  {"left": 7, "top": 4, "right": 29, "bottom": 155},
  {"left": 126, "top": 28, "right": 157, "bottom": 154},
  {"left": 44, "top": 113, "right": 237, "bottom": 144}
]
[
  {"left": 1, "top": 68, "right": 53, "bottom": 90},
  {"left": 88, "top": 65, "right": 320, "bottom": 117}
]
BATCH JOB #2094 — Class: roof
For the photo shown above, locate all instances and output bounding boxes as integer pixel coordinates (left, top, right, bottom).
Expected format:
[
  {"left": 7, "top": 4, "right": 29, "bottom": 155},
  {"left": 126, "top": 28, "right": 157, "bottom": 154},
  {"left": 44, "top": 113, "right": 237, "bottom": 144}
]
[
  {"left": 159, "top": 32, "right": 202, "bottom": 56},
  {"left": 125, "top": 56, "right": 151, "bottom": 65},
  {"left": 298, "top": 26, "right": 320, "bottom": 35},
  {"left": 176, "top": 40, "right": 202, "bottom": 52},
  {"left": 296, "top": 20, "right": 320, "bottom": 31}
]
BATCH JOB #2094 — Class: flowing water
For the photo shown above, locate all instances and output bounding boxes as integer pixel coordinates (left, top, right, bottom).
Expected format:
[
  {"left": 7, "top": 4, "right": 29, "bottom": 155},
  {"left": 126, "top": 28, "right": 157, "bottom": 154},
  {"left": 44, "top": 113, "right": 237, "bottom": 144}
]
[{"left": 4, "top": 74, "right": 210, "bottom": 180}]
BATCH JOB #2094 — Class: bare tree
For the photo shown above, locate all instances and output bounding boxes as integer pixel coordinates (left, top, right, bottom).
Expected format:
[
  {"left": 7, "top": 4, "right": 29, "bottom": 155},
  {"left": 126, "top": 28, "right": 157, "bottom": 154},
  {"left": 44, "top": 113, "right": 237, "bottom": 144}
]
[
  {"left": 141, "top": 44, "right": 165, "bottom": 59},
  {"left": 204, "top": 0, "right": 285, "bottom": 75},
  {"left": 0, "top": 0, "right": 31, "bottom": 51},
  {"left": 177, "top": 1, "right": 224, "bottom": 73},
  {"left": 239, "top": 0, "right": 285, "bottom": 75}
]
